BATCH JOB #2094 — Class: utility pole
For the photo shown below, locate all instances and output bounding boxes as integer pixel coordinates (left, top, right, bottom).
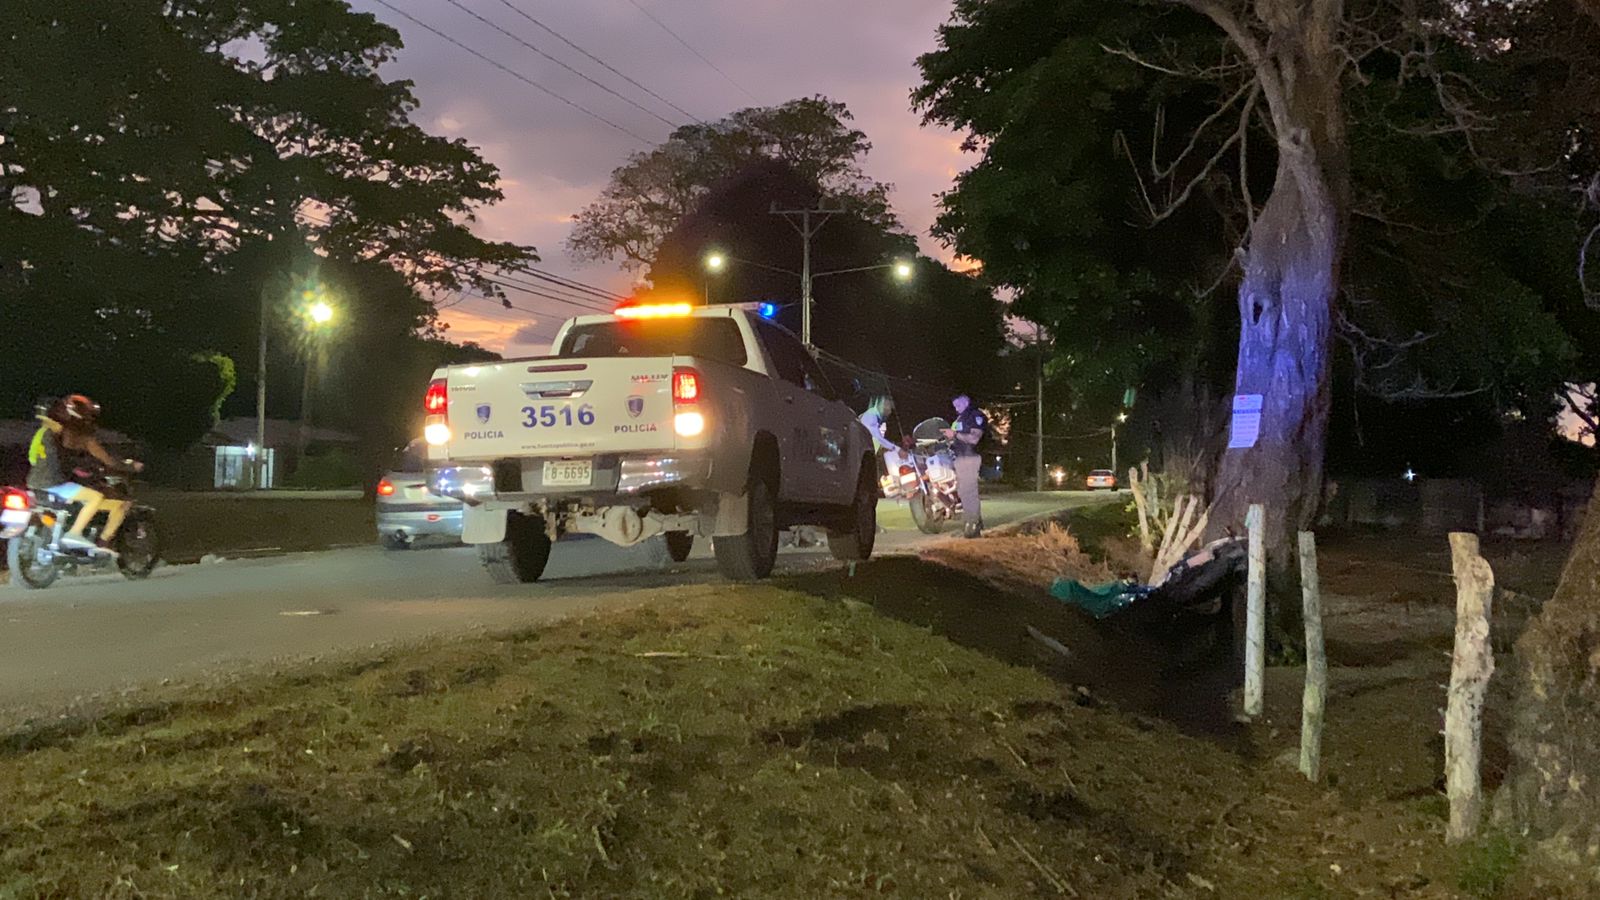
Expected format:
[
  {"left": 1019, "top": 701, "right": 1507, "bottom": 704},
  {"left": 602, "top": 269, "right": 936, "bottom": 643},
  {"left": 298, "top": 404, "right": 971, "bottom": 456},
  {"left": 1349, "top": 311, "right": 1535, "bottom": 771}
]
[
  {"left": 771, "top": 202, "right": 836, "bottom": 346},
  {"left": 255, "top": 289, "right": 269, "bottom": 490},
  {"left": 1035, "top": 331, "right": 1045, "bottom": 492},
  {"left": 1111, "top": 422, "right": 1118, "bottom": 475}
]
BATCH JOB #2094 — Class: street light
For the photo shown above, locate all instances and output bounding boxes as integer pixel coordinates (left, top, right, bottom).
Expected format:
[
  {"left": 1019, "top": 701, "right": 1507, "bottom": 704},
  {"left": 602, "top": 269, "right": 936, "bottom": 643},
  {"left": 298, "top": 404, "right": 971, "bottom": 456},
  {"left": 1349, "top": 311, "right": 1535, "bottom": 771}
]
[
  {"left": 1111, "top": 412, "right": 1129, "bottom": 474},
  {"left": 296, "top": 292, "right": 337, "bottom": 461},
  {"left": 703, "top": 252, "right": 917, "bottom": 344},
  {"left": 254, "top": 283, "right": 338, "bottom": 490},
  {"left": 702, "top": 251, "right": 728, "bottom": 303}
]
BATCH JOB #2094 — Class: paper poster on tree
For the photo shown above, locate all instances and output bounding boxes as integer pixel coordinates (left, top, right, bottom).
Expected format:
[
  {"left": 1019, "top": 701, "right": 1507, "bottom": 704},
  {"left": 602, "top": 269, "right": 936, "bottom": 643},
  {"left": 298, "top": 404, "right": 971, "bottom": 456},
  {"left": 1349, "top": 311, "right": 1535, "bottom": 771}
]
[{"left": 1228, "top": 394, "right": 1263, "bottom": 450}]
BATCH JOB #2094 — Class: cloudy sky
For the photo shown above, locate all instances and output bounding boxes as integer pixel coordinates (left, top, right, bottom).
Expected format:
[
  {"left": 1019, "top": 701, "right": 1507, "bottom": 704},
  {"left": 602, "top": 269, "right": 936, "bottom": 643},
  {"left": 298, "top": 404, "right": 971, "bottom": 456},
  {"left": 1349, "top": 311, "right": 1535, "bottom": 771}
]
[{"left": 346, "top": 0, "right": 968, "bottom": 355}]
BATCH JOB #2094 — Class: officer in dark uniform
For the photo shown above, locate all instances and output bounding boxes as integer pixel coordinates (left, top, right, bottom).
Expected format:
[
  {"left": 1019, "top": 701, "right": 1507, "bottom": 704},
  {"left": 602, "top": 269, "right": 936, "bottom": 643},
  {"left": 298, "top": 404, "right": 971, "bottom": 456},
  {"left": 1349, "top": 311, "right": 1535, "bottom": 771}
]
[{"left": 941, "top": 394, "right": 986, "bottom": 538}]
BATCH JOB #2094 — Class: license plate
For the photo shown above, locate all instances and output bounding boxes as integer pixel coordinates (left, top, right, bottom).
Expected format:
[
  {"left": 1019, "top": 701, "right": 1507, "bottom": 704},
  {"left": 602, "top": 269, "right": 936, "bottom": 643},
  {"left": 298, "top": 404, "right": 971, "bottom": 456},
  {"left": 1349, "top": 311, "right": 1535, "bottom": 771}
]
[{"left": 543, "top": 459, "right": 593, "bottom": 487}]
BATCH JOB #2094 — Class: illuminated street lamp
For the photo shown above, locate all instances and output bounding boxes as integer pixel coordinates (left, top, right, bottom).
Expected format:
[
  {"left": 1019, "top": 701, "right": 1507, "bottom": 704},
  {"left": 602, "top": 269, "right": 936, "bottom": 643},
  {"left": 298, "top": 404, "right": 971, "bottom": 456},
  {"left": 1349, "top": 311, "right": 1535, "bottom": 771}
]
[
  {"left": 253, "top": 283, "right": 338, "bottom": 488},
  {"left": 704, "top": 251, "right": 918, "bottom": 344},
  {"left": 296, "top": 290, "right": 337, "bottom": 460},
  {"left": 1111, "top": 412, "right": 1129, "bottom": 474}
]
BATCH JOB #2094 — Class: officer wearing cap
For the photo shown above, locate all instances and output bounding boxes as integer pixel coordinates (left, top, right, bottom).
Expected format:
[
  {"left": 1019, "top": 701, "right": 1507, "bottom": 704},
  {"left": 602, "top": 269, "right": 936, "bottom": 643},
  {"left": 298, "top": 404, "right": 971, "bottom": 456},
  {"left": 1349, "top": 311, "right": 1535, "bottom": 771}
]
[{"left": 941, "top": 394, "right": 986, "bottom": 538}]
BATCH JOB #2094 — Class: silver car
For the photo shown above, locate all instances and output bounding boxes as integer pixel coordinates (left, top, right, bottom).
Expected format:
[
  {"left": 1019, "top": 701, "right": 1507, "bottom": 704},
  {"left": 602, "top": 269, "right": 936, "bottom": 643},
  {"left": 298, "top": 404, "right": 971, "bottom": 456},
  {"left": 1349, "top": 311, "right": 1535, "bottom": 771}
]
[{"left": 377, "top": 439, "right": 463, "bottom": 550}]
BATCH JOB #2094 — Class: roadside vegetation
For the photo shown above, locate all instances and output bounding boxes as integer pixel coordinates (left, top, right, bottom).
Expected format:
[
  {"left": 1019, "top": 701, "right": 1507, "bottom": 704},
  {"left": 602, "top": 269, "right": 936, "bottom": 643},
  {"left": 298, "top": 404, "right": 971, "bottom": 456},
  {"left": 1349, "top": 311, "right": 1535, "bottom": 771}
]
[{"left": 0, "top": 541, "right": 1584, "bottom": 898}]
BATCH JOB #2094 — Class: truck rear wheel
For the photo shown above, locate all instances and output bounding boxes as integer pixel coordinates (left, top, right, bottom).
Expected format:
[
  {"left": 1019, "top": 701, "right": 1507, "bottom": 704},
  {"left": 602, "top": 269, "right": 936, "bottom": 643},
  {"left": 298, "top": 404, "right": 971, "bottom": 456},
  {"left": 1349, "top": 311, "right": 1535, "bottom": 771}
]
[
  {"left": 664, "top": 531, "right": 694, "bottom": 563},
  {"left": 714, "top": 478, "right": 777, "bottom": 581},
  {"left": 828, "top": 464, "right": 879, "bottom": 562},
  {"left": 480, "top": 512, "right": 552, "bottom": 584}
]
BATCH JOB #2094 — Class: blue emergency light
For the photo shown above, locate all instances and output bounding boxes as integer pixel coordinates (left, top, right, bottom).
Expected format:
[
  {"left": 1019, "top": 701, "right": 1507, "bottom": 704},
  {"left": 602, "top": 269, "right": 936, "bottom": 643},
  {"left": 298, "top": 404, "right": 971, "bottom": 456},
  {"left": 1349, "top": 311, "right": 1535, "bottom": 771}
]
[{"left": 758, "top": 302, "right": 778, "bottom": 319}]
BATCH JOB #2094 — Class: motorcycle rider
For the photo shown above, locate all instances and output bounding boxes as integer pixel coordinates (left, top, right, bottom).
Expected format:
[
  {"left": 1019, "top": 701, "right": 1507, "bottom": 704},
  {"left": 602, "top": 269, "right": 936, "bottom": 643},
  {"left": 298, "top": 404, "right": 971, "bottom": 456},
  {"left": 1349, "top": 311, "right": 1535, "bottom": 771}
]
[
  {"left": 859, "top": 395, "right": 898, "bottom": 455},
  {"left": 26, "top": 395, "right": 143, "bottom": 552},
  {"left": 940, "top": 394, "right": 986, "bottom": 538}
]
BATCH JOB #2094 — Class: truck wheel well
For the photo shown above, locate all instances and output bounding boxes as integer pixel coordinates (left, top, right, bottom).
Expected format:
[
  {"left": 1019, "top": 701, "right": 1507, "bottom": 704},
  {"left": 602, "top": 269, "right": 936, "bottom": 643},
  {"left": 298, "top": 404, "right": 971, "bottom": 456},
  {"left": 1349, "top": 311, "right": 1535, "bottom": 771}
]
[{"left": 750, "top": 431, "right": 780, "bottom": 490}]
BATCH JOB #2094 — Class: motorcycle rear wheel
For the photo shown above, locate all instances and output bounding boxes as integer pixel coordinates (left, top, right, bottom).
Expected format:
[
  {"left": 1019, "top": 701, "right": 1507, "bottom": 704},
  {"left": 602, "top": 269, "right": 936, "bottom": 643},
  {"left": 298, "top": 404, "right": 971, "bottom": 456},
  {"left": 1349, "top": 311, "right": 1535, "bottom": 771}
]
[
  {"left": 116, "top": 513, "right": 160, "bottom": 580},
  {"left": 6, "top": 531, "right": 60, "bottom": 590}
]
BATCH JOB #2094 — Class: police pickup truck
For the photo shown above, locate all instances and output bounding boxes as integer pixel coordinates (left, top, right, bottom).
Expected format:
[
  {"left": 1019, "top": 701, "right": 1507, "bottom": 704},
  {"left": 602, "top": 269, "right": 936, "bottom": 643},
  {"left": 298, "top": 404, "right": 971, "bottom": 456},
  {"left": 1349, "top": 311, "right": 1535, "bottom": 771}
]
[{"left": 423, "top": 301, "right": 879, "bottom": 583}]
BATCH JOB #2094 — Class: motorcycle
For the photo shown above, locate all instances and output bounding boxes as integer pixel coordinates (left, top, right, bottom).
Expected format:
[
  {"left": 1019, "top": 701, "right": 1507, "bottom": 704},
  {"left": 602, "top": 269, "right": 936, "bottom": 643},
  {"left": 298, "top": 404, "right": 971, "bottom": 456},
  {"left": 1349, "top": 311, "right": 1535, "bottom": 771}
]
[
  {"left": 877, "top": 417, "right": 963, "bottom": 535},
  {"left": 2, "top": 472, "right": 160, "bottom": 590}
]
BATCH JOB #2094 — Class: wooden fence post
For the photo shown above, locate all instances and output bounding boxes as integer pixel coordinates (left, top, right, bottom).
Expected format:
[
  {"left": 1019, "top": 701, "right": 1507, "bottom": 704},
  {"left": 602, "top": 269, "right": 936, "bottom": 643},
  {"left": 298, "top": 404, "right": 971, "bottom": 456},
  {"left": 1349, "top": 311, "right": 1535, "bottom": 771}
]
[
  {"left": 1243, "top": 504, "right": 1266, "bottom": 719},
  {"left": 1445, "top": 532, "right": 1495, "bottom": 844},
  {"left": 1130, "top": 466, "right": 1153, "bottom": 553},
  {"left": 1298, "top": 531, "right": 1326, "bottom": 781}
]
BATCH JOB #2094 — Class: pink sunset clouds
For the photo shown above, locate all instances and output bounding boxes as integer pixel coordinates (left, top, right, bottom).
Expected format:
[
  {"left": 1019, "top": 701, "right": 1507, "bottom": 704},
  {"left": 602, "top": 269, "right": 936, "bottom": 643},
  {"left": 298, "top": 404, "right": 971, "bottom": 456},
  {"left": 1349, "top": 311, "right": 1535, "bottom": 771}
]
[{"left": 350, "top": 0, "right": 971, "bottom": 355}]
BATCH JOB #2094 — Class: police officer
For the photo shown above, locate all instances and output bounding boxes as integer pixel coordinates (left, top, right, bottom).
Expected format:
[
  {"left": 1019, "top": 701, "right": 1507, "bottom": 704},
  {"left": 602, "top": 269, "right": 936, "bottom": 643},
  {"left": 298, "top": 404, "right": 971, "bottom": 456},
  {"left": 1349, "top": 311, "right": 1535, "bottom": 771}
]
[{"left": 941, "top": 394, "right": 986, "bottom": 537}]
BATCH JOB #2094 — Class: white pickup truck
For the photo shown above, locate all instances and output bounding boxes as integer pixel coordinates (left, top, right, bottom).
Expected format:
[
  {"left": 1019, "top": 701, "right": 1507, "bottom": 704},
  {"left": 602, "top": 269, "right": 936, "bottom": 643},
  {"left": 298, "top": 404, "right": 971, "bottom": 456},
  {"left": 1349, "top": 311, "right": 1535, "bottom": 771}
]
[{"left": 423, "top": 301, "right": 879, "bottom": 583}]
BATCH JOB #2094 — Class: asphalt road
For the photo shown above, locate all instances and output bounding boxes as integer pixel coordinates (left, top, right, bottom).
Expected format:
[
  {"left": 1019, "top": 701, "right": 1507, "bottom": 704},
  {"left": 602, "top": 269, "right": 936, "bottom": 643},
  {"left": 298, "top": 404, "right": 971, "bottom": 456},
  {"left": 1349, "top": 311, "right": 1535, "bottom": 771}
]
[{"left": 0, "top": 491, "right": 1115, "bottom": 723}]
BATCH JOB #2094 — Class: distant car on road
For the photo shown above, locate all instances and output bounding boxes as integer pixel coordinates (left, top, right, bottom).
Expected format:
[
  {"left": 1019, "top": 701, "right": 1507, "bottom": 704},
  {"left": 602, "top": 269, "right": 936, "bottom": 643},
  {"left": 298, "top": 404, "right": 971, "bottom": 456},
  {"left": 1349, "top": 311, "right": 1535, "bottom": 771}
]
[
  {"left": 1086, "top": 469, "right": 1118, "bottom": 491},
  {"left": 377, "top": 439, "right": 462, "bottom": 550}
]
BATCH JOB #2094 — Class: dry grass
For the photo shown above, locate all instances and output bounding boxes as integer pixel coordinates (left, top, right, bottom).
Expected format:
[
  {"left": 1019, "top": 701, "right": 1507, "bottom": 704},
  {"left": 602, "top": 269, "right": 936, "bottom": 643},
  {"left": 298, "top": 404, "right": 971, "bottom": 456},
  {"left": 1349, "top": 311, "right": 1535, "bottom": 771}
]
[{"left": 920, "top": 523, "right": 1113, "bottom": 595}]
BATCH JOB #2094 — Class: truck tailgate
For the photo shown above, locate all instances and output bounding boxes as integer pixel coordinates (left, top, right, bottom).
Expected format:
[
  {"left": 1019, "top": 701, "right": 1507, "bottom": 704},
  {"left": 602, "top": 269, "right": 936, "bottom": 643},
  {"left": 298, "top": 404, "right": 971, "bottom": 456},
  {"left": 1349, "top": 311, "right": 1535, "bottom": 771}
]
[{"left": 441, "top": 357, "right": 676, "bottom": 460}]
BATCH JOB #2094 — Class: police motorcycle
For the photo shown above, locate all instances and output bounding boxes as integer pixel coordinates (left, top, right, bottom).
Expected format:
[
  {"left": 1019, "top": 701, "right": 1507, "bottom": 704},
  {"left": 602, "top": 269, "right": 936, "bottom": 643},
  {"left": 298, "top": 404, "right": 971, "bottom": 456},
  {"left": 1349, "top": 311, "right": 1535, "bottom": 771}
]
[
  {"left": 2, "top": 470, "right": 161, "bottom": 590},
  {"left": 877, "top": 417, "right": 963, "bottom": 535}
]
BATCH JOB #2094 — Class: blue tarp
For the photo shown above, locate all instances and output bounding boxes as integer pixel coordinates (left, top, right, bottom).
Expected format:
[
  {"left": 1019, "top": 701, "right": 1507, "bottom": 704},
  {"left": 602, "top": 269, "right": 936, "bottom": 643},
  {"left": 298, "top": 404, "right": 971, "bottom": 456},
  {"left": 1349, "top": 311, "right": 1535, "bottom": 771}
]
[{"left": 1048, "top": 578, "right": 1151, "bottom": 619}]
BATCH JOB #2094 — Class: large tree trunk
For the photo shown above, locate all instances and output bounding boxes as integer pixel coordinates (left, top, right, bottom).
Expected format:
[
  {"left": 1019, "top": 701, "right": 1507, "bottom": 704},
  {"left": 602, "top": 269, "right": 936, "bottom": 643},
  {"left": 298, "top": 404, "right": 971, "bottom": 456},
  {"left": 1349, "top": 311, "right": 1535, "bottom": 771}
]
[
  {"left": 1501, "top": 477, "right": 1600, "bottom": 878},
  {"left": 1207, "top": 64, "right": 1347, "bottom": 640}
]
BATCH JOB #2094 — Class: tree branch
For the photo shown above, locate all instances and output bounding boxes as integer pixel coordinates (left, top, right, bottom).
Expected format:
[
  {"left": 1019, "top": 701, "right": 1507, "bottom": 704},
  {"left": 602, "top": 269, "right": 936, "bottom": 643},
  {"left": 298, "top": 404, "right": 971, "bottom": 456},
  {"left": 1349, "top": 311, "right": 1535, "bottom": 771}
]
[
  {"left": 1119, "top": 81, "right": 1258, "bottom": 227},
  {"left": 1166, "top": 0, "right": 1288, "bottom": 130},
  {"left": 1148, "top": 79, "right": 1254, "bottom": 181}
]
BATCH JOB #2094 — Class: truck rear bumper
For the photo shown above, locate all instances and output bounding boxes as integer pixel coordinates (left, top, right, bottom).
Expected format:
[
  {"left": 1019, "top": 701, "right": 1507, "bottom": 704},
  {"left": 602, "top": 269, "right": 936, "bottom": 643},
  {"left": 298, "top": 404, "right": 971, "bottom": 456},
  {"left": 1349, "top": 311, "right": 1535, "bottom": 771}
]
[{"left": 428, "top": 452, "right": 713, "bottom": 504}]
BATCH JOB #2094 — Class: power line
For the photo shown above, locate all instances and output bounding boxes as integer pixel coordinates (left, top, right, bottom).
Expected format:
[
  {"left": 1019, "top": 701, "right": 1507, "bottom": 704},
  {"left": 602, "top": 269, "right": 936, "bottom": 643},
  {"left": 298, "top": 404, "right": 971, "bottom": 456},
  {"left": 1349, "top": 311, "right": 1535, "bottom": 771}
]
[
  {"left": 507, "top": 264, "right": 627, "bottom": 302},
  {"left": 487, "top": 275, "right": 614, "bottom": 313},
  {"left": 371, "top": 0, "right": 653, "bottom": 144},
  {"left": 493, "top": 0, "right": 705, "bottom": 123},
  {"left": 484, "top": 268, "right": 615, "bottom": 310},
  {"left": 442, "top": 0, "right": 680, "bottom": 129},
  {"left": 622, "top": 0, "right": 757, "bottom": 102},
  {"left": 292, "top": 208, "right": 617, "bottom": 314}
]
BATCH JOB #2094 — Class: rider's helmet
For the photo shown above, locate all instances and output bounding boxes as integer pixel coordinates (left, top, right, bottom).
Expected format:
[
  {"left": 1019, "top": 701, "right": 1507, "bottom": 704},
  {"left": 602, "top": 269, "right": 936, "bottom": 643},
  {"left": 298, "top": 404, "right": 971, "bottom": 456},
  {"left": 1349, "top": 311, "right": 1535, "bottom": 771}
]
[{"left": 49, "top": 394, "right": 101, "bottom": 432}]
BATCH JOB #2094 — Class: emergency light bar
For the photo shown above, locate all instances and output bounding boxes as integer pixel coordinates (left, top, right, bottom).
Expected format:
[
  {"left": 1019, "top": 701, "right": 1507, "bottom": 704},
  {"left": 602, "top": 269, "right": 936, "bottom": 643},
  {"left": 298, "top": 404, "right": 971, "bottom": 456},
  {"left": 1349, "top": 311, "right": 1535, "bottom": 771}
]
[{"left": 614, "top": 302, "right": 693, "bottom": 319}]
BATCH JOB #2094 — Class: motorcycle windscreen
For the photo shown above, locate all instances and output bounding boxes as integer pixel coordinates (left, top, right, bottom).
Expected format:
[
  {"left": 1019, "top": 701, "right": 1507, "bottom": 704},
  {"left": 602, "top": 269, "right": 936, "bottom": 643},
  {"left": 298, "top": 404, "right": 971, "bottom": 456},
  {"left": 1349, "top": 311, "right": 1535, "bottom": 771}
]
[{"left": 911, "top": 417, "right": 951, "bottom": 444}]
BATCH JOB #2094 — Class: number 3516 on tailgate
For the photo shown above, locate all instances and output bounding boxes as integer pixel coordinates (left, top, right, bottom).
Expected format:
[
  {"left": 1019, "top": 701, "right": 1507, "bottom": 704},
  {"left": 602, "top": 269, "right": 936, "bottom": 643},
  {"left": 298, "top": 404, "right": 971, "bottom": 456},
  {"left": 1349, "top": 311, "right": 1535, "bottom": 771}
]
[{"left": 521, "top": 404, "right": 596, "bottom": 428}]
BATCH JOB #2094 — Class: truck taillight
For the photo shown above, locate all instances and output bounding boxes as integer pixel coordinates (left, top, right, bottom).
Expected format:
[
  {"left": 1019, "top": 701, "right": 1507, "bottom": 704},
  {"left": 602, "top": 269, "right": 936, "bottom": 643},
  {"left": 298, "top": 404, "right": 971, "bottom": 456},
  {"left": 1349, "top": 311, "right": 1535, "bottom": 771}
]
[
  {"left": 672, "top": 369, "right": 700, "bottom": 403},
  {"left": 424, "top": 378, "right": 450, "bottom": 446},
  {"left": 672, "top": 367, "right": 704, "bottom": 437},
  {"left": 424, "top": 379, "right": 448, "bottom": 414},
  {"left": 2, "top": 490, "right": 29, "bottom": 512}
]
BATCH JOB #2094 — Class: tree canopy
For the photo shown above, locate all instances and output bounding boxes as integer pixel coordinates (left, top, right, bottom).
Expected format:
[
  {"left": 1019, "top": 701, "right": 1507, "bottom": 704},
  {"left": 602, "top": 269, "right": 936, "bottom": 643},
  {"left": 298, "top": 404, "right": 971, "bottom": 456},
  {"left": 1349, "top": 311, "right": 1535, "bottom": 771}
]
[
  {"left": 915, "top": 0, "right": 1600, "bottom": 478},
  {"left": 1, "top": 0, "right": 529, "bottom": 449},
  {"left": 568, "top": 97, "right": 896, "bottom": 271},
  {"left": 644, "top": 159, "right": 1008, "bottom": 419}
]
